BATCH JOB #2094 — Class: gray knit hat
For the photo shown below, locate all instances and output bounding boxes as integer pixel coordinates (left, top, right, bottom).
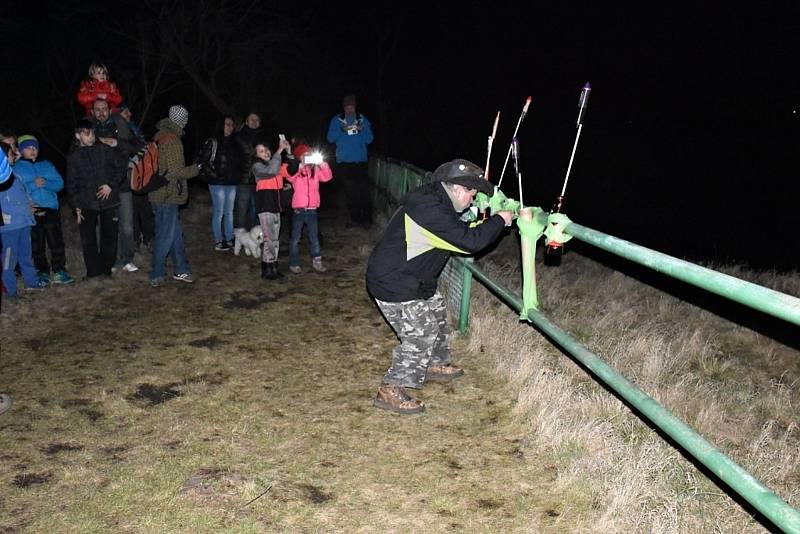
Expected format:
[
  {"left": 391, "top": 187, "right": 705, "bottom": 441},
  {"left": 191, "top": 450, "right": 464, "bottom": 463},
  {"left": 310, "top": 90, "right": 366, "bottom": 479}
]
[{"left": 169, "top": 105, "right": 189, "bottom": 128}]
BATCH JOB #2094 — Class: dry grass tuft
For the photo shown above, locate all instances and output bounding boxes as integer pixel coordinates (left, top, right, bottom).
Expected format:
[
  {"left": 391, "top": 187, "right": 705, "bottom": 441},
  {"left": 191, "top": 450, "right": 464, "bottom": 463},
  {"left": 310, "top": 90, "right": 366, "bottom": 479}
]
[{"left": 467, "top": 240, "right": 800, "bottom": 532}]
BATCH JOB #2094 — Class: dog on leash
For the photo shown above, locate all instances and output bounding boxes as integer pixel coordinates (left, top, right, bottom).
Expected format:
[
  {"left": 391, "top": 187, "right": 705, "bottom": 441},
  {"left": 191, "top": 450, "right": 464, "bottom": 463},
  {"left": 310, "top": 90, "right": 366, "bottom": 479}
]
[{"left": 233, "top": 226, "right": 264, "bottom": 258}]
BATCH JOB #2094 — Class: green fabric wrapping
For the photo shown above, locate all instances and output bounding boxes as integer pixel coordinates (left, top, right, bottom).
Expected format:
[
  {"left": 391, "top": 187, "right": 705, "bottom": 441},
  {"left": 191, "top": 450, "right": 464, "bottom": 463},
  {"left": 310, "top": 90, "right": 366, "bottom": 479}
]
[
  {"left": 517, "top": 207, "right": 547, "bottom": 319},
  {"left": 544, "top": 212, "right": 573, "bottom": 246},
  {"left": 475, "top": 188, "right": 521, "bottom": 216}
]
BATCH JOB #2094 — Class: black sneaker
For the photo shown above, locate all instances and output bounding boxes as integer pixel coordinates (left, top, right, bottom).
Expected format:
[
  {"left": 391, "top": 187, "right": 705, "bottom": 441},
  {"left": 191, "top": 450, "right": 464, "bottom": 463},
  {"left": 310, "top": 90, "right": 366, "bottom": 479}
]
[{"left": 214, "top": 242, "right": 231, "bottom": 251}]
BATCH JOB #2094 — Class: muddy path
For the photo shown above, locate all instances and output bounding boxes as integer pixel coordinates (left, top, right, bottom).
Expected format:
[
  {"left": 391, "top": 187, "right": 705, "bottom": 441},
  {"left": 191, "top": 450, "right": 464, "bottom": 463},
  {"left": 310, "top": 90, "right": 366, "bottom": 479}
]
[{"left": 0, "top": 188, "right": 557, "bottom": 532}]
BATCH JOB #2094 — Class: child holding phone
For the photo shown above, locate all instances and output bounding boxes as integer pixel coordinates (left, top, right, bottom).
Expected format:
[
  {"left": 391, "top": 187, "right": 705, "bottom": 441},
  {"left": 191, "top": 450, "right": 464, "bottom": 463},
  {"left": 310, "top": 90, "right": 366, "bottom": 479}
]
[{"left": 285, "top": 148, "right": 332, "bottom": 273}]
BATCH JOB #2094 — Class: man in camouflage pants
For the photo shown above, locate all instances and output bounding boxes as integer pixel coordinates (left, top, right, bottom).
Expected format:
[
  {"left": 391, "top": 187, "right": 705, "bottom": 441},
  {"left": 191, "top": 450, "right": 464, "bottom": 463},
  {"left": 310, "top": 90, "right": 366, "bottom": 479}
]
[{"left": 366, "top": 159, "right": 513, "bottom": 414}]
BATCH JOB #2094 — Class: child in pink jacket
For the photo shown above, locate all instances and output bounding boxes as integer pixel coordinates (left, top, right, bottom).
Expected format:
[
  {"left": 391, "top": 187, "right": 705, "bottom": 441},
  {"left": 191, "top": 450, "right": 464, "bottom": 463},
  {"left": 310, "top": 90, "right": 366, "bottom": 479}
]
[{"left": 285, "top": 150, "right": 332, "bottom": 273}]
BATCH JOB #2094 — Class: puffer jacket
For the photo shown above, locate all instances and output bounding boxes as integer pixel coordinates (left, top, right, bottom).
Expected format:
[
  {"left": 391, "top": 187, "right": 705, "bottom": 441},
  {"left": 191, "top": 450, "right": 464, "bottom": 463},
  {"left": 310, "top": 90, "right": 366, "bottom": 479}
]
[
  {"left": 201, "top": 134, "right": 238, "bottom": 186},
  {"left": 148, "top": 118, "right": 199, "bottom": 205},
  {"left": 285, "top": 161, "right": 332, "bottom": 209},
  {"left": 66, "top": 142, "right": 126, "bottom": 211},
  {"left": 76, "top": 79, "right": 123, "bottom": 114},
  {"left": 12, "top": 158, "right": 64, "bottom": 210},
  {"left": 0, "top": 174, "right": 35, "bottom": 232}
]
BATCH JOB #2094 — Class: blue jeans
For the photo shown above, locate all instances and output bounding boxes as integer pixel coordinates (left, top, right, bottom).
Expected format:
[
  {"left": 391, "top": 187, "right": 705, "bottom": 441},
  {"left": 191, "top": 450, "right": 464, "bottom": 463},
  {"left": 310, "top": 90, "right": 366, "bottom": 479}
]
[
  {"left": 209, "top": 184, "right": 236, "bottom": 243},
  {"left": 116, "top": 191, "right": 136, "bottom": 265},
  {"left": 289, "top": 209, "right": 320, "bottom": 267},
  {"left": 150, "top": 203, "right": 190, "bottom": 281},
  {"left": 235, "top": 184, "right": 257, "bottom": 229}
]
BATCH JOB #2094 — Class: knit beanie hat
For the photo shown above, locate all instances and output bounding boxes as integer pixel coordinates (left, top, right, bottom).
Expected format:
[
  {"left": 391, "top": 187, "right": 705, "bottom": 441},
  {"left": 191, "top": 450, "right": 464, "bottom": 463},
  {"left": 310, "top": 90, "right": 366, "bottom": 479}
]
[
  {"left": 17, "top": 135, "right": 39, "bottom": 152},
  {"left": 292, "top": 143, "right": 312, "bottom": 159},
  {"left": 169, "top": 105, "right": 189, "bottom": 128}
]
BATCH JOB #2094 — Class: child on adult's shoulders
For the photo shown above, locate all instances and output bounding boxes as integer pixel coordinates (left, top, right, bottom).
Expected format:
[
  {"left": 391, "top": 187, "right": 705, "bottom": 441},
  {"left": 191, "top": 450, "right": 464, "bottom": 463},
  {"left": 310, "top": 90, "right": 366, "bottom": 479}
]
[{"left": 76, "top": 62, "right": 123, "bottom": 116}]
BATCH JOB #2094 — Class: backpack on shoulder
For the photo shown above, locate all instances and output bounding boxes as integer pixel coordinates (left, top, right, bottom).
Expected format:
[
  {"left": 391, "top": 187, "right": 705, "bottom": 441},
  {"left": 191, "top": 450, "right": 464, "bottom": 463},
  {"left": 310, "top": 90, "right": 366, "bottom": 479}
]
[{"left": 129, "top": 140, "right": 169, "bottom": 194}]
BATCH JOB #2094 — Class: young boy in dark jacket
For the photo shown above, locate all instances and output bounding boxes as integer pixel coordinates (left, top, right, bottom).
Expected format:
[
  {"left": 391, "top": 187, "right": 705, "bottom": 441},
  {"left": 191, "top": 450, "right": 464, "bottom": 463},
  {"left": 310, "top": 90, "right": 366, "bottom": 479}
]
[{"left": 66, "top": 119, "right": 127, "bottom": 278}]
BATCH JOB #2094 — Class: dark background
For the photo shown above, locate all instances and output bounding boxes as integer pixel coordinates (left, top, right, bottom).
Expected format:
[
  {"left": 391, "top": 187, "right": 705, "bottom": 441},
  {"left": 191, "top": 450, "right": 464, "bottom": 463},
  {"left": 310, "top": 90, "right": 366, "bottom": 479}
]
[{"left": 2, "top": 3, "right": 798, "bottom": 270}]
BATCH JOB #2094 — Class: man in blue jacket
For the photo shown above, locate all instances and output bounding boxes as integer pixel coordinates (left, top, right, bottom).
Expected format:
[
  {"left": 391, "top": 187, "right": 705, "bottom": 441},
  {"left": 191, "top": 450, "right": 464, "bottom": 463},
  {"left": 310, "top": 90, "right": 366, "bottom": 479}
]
[
  {"left": 366, "top": 159, "right": 514, "bottom": 414},
  {"left": 14, "top": 135, "right": 73, "bottom": 284},
  {"left": 327, "top": 95, "right": 374, "bottom": 227}
]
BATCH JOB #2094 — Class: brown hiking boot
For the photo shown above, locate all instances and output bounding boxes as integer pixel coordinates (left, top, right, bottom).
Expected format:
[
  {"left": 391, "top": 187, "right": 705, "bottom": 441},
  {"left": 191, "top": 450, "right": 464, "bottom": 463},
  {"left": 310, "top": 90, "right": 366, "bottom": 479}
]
[
  {"left": 426, "top": 364, "right": 465, "bottom": 383},
  {"left": 373, "top": 384, "right": 425, "bottom": 415}
]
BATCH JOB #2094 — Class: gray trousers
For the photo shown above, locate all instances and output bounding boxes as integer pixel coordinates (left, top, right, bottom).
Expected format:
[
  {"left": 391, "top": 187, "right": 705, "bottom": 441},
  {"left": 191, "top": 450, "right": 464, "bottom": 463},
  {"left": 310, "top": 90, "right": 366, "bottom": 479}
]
[
  {"left": 375, "top": 291, "right": 451, "bottom": 389},
  {"left": 258, "top": 211, "right": 281, "bottom": 263}
]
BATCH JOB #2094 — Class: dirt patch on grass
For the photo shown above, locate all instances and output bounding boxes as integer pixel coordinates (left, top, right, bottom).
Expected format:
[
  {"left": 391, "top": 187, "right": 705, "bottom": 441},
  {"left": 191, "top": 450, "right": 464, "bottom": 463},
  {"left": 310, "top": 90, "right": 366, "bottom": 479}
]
[
  {"left": 298, "top": 483, "right": 332, "bottom": 504},
  {"left": 11, "top": 472, "right": 52, "bottom": 488},
  {"left": 42, "top": 443, "right": 84, "bottom": 456},
  {"left": 128, "top": 383, "right": 182, "bottom": 405},
  {"left": 186, "top": 336, "right": 225, "bottom": 350}
]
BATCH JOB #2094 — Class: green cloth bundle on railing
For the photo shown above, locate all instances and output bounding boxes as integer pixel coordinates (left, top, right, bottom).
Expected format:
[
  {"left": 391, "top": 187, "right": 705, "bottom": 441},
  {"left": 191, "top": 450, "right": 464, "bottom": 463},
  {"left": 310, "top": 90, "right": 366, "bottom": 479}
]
[
  {"left": 517, "top": 207, "right": 547, "bottom": 317},
  {"left": 475, "top": 188, "right": 521, "bottom": 216}
]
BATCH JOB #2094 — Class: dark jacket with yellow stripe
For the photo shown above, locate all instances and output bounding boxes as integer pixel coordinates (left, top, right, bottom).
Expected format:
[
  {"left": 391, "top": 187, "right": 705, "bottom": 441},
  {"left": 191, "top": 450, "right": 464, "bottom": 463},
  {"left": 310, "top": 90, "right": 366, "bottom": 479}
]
[{"left": 366, "top": 182, "right": 505, "bottom": 302}]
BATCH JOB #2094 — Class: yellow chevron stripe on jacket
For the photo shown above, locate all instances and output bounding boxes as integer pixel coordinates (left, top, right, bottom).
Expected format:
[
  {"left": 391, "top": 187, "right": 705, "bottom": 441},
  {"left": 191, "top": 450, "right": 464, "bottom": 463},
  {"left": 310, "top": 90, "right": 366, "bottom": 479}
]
[{"left": 404, "top": 213, "right": 467, "bottom": 261}]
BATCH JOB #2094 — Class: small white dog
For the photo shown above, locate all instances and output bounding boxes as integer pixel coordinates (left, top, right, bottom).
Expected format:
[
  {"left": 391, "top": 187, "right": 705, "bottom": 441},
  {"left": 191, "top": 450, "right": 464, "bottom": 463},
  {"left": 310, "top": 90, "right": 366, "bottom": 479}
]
[{"left": 233, "top": 226, "right": 264, "bottom": 258}]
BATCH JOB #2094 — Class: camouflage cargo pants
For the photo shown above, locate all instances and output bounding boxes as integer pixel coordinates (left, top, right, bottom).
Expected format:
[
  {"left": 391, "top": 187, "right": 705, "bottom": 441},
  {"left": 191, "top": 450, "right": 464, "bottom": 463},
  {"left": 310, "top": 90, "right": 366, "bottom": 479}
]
[{"left": 375, "top": 291, "right": 452, "bottom": 389}]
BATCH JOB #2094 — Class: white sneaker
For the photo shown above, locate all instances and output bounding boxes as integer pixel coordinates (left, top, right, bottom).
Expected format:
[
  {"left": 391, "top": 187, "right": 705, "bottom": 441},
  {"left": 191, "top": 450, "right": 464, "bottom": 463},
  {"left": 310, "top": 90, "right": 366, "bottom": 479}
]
[
  {"left": 173, "top": 273, "right": 195, "bottom": 283},
  {"left": 312, "top": 257, "right": 327, "bottom": 272},
  {"left": 122, "top": 262, "right": 139, "bottom": 273},
  {"left": 289, "top": 265, "right": 302, "bottom": 274},
  {"left": 0, "top": 393, "right": 12, "bottom": 416}
]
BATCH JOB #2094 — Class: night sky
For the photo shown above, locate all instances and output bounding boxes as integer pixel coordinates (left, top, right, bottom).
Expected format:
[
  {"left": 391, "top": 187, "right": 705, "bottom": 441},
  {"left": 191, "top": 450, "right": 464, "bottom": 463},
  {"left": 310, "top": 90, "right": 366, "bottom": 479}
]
[{"left": 2, "top": 3, "right": 798, "bottom": 269}]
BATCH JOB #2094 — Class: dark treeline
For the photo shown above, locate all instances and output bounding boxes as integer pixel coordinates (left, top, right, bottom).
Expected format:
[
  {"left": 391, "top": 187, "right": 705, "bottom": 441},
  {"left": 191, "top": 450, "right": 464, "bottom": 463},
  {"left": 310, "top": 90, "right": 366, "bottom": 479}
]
[{"left": 2, "top": 2, "right": 798, "bottom": 269}]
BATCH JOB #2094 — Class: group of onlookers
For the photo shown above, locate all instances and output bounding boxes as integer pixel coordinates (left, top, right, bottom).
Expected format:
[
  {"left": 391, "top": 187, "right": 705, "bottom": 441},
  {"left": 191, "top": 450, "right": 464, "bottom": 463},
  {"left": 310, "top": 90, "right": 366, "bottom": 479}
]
[{"left": 1, "top": 61, "right": 377, "bottom": 300}]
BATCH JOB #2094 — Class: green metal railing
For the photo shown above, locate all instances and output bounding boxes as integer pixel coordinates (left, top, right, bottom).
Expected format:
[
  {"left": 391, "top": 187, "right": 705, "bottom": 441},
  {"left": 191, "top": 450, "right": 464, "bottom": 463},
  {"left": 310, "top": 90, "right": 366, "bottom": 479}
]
[
  {"left": 564, "top": 223, "right": 800, "bottom": 327},
  {"left": 368, "top": 156, "right": 800, "bottom": 532},
  {"left": 457, "top": 259, "right": 800, "bottom": 533}
]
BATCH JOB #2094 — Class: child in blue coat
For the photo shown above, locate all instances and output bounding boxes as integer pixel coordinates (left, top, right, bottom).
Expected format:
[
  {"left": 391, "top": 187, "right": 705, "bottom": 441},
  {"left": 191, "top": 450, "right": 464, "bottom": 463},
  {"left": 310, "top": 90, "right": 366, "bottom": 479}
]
[
  {"left": 0, "top": 142, "right": 46, "bottom": 298},
  {"left": 14, "top": 135, "right": 73, "bottom": 284}
]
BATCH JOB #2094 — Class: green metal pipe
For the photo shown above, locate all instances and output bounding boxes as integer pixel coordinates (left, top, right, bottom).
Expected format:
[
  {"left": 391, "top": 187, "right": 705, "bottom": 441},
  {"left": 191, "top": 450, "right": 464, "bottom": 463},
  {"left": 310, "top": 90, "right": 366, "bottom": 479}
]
[
  {"left": 458, "top": 258, "right": 474, "bottom": 333},
  {"left": 459, "top": 258, "right": 800, "bottom": 533},
  {"left": 564, "top": 222, "right": 800, "bottom": 327}
]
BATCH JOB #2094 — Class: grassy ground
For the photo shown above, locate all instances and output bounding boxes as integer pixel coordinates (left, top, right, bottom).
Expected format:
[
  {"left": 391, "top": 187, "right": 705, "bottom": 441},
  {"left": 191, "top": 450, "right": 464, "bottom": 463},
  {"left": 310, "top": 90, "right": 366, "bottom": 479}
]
[
  {"left": 1, "top": 187, "right": 559, "bottom": 533},
  {"left": 1, "top": 185, "right": 797, "bottom": 532},
  {"left": 466, "top": 237, "right": 800, "bottom": 532}
]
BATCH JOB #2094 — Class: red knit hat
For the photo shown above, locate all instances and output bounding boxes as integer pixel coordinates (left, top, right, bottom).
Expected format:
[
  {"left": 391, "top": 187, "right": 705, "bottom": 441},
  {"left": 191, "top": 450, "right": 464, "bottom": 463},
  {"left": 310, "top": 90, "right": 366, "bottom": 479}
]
[{"left": 292, "top": 143, "right": 312, "bottom": 159}]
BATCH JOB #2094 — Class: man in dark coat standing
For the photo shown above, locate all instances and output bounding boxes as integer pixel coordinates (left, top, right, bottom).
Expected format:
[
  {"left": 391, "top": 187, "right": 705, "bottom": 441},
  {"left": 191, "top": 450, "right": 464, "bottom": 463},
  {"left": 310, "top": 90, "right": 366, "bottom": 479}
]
[
  {"left": 233, "top": 112, "right": 263, "bottom": 230},
  {"left": 366, "top": 159, "right": 513, "bottom": 414}
]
